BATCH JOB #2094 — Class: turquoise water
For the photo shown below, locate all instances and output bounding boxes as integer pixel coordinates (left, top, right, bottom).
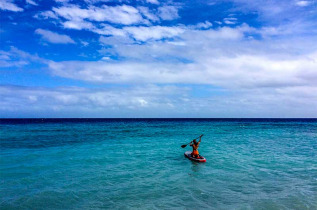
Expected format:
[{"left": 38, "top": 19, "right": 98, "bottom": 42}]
[{"left": 1, "top": 119, "right": 316, "bottom": 209}]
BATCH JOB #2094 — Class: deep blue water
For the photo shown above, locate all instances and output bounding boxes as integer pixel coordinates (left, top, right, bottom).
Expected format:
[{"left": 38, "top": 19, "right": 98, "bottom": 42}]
[{"left": 1, "top": 119, "right": 317, "bottom": 209}]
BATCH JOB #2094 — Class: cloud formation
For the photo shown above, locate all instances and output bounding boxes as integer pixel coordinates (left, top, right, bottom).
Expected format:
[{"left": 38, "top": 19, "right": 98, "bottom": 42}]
[
  {"left": 0, "top": 85, "right": 190, "bottom": 117},
  {"left": 35, "top": 29, "right": 76, "bottom": 44},
  {"left": 52, "top": 4, "right": 146, "bottom": 25},
  {"left": 295, "top": 1, "right": 311, "bottom": 7},
  {"left": 157, "top": 5, "right": 179, "bottom": 20},
  {"left": 35, "top": 3, "right": 182, "bottom": 35},
  {"left": 47, "top": 50, "right": 317, "bottom": 88},
  {"left": 123, "top": 26, "right": 185, "bottom": 41},
  {"left": 0, "top": 47, "right": 44, "bottom": 67},
  {"left": 0, "top": 0, "right": 23, "bottom": 12},
  {"left": 1, "top": 0, "right": 317, "bottom": 117},
  {"left": 1, "top": 84, "right": 316, "bottom": 117},
  {"left": 26, "top": 0, "right": 38, "bottom": 6}
]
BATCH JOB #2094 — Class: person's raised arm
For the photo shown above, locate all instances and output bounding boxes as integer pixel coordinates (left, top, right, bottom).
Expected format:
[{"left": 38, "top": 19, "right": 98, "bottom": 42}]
[{"left": 198, "top": 134, "right": 203, "bottom": 144}]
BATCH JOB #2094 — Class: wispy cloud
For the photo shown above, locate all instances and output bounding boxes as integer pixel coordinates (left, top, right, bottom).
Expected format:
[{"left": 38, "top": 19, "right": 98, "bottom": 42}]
[
  {"left": 26, "top": 0, "right": 38, "bottom": 6},
  {"left": 0, "top": 47, "right": 44, "bottom": 67},
  {"left": 35, "top": 29, "right": 76, "bottom": 44},
  {"left": 123, "top": 26, "right": 185, "bottom": 41},
  {"left": 52, "top": 4, "right": 146, "bottom": 25},
  {"left": 138, "top": 6, "right": 160, "bottom": 22},
  {"left": 158, "top": 5, "right": 179, "bottom": 20},
  {"left": 194, "top": 21, "right": 213, "bottom": 29},
  {"left": 223, "top": 17, "right": 238, "bottom": 25},
  {"left": 93, "top": 24, "right": 127, "bottom": 36},
  {"left": 62, "top": 20, "right": 95, "bottom": 30},
  {"left": 34, "top": 10, "right": 58, "bottom": 19},
  {"left": 0, "top": 0, "right": 23, "bottom": 12},
  {"left": 230, "top": 0, "right": 316, "bottom": 26},
  {"left": 295, "top": 1, "right": 311, "bottom": 7},
  {"left": 36, "top": 3, "right": 181, "bottom": 34},
  {"left": 146, "top": 0, "right": 159, "bottom": 5}
]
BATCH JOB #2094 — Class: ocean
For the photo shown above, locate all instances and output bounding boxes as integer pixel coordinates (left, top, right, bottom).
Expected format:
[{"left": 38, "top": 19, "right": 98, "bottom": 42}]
[{"left": 0, "top": 119, "right": 316, "bottom": 209}]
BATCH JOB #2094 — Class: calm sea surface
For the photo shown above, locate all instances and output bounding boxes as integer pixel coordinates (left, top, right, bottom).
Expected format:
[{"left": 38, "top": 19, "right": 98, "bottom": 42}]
[{"left": 1, "top": 119, "right": 316, "bottom": 209}]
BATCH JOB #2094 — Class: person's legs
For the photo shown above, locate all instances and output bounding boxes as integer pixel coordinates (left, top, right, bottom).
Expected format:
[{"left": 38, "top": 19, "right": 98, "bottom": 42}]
[{"left": 192, "top": 150, "right": 199, "bottom": 158}]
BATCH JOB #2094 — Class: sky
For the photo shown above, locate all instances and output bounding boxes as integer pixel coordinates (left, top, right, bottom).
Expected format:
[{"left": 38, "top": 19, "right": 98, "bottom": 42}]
[{"left": 0, "top": 0, "right": 317, "bottom": 118}]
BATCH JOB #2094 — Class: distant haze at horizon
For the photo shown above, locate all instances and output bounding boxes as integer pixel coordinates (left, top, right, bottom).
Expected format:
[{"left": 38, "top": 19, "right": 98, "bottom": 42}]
[{"left": 1, "top": 0, "right": 317, "bottom": 118}]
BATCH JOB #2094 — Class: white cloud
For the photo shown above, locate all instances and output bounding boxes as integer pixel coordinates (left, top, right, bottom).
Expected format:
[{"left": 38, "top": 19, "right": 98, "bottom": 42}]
[
  {"left": 26, "top": 0, "right": 38, "bottom": 6},
  {"left": 158, "top": 6, "right": 179, "bottom": 20},
  {"left": 62, "top": 20, "right": 94, "bottom": 30},
  {"left": 223, "top": 17, "right": 237, "bottom": 25},
  {"left": 93, "top": 25, "right": 184, "bottom": 41},
  {"left": 54, "top": 0, "right": 70, "bottom": 3},
  {"left": 99, "top": 35, "right": 133, "bottom": 46},
  {"left": 33, "top": 4, "right": 184, "bottom": 37},
  {"left": 0, "top": 0, "right": 23, "bottom": 12},
  {"left": 1, "top": 84, "right": 317, "bottom": 117},
  {"left": 80, "top": 40, "right": 89, "bottom": 47},
  {"left": 96, "top": 25, "right": 251, "bottom": 60},
  {"left": 93, "top": 24, "right": 127, "bottom": 36},
  {"left": 34, "top": 11, "right": 59, "bottom": 19},
  {"left": 194, "top": 21, "right": 213, "bottom": 29},
  {"left": 146, "top": 0, "right": 159, "bottom": 4},
  {"left": 101, "top": 56, "right": 110, "bottom": 60},
  {"left": 47, "top": 51, "right": 317, "bottom": 88},
  {"left": 229, "top": 0, "right": 315, "bottom": 29},
  {"left": 52, "top": 4, "right": 146, "bottom": 25},
  {"left": 138, "top": 6, "right": 160, "bottom": 22},
  {"left": 124, "top": 26, "right": 185, "bottom": 41},
  {"left": 0, "top": 51, "right": 28, "bottom": 67},
  {"left": 295, "top": 1, "right": 311, "bottom": 7},
  {"left": 35, "top": 29, "right": 76, "bottom": 44},
  {"left": 258, "top": 20, "right": 316, "bottom": 38},
  {"left": 46, "top": 23, "right": 317, "bottom": 91},
  {"left": 0, "top": 47, "right": 44, "bottom": 67},
  {"left": 0, "top": 85, "right": 191, "bottom": 117}
]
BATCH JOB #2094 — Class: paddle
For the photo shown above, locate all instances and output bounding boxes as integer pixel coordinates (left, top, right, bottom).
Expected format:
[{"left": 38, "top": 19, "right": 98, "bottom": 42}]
[{"left": 181, "top": 134, "right": 203, "bottom": 148}]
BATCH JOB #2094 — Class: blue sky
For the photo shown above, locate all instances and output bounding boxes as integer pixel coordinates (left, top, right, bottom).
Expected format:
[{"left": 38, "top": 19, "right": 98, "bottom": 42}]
[{"left": 1, "top": 0, "right": 317, "bottom": 118}]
